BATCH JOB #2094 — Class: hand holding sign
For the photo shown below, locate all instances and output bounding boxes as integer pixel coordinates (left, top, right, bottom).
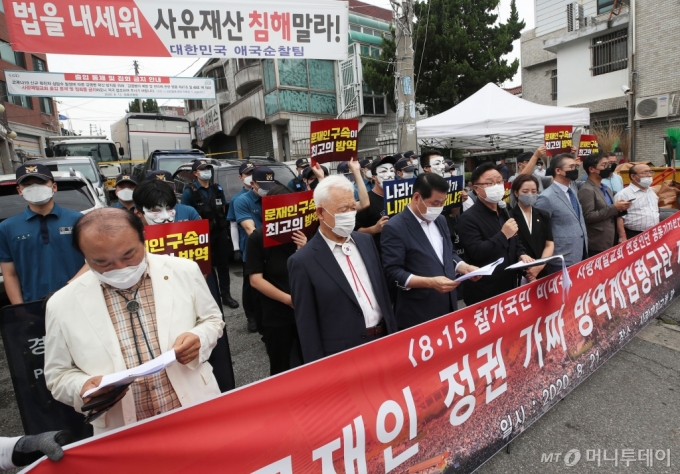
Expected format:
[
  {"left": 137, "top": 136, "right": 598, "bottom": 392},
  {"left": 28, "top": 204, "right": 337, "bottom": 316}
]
[{"left": 544, "top": 126, "right": 574, "bottom": 156}]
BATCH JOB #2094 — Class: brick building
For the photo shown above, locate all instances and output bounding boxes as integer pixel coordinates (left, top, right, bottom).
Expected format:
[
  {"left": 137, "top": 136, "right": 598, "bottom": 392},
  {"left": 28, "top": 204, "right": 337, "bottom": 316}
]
[
  {"left": 520, "top": 0, "right": 680, "bottom": 165},
  {"left": 0, "top": 5, "right": 59, "bottom": 173}
]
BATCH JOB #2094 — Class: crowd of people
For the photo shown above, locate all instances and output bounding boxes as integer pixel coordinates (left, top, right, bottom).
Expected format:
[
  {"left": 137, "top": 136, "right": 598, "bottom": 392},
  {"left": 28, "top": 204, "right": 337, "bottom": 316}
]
[{"left": 0, "top": 145, "right": 664, "bottom": 469}]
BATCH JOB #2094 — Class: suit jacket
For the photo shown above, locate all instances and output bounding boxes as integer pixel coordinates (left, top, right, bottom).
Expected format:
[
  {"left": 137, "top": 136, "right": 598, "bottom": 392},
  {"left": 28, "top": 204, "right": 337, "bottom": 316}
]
[
  {"left": 512, "top": 204, "right": 553, "bottom": 260},
  {"left": 535, "top": 182, "right": 588, "bottom": 272},
  {"left": 381, "top": 208, "right": 462, "bottom": 329},
  {"left": 578, "top": 178, "right": 619, "bottom": 253},
  {"left": 456, "top": 199, "right": 526, "bottom": 305},
  {"left": 288, "top": 231, "right": 397, "bottom": 363},
  {"left": 45, "top": 254, "right": 224, "bottom": 434}
]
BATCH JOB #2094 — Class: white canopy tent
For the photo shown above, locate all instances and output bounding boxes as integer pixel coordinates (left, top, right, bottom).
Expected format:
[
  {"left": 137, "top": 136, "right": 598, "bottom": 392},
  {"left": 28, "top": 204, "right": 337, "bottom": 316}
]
[{"left": 416, "top": 83, "right": 591, "bottom": 150}]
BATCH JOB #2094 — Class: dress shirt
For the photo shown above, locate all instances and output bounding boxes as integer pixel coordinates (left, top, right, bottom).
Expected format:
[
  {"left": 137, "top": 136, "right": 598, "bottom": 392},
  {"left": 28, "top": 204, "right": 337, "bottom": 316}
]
[
  {"left": 602, "top": 174, "right": 624, "bottom": 194},
  {"left": 318, "top": 231, "right": 382, "bottom": 328},
  {"left": 553, "top": 180, "right": 570, "bottom": 194},
  {"left": 614, "top": 184, "right": 660, "bottom": 231},
  {"left": 520, "top": 206, "right": 533, "bottom": 233}
]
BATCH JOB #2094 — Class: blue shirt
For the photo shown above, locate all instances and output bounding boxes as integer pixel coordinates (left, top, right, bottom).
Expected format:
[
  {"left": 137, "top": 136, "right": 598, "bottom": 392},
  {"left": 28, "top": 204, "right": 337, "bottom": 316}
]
[
  {"left": 232, "top": 189, "right": 262, "bottom": 261},
  {"left": 0, "top": 204, "right": 84, "bottom": 302},
  {"left": 227, "top": 187, "right": 249, "bottom": 222},
  {"left": 287, "top": 177, "right": 307, "bottom": 192},
  {"left": 602, "top": 174, "right": 624, "bottom": 194},
  {"left": 174, "top": 204, "right": 200, "bottom": 222}
]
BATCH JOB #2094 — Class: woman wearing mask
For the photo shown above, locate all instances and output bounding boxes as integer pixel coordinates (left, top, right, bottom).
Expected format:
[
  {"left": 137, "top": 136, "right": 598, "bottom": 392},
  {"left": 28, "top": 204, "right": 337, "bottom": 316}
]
[
  {"left": 247, "top": 185, "right": 306, "bottom": 375},
  {"left": 511, "top": 174, "right": 555, "bottom": 282}
]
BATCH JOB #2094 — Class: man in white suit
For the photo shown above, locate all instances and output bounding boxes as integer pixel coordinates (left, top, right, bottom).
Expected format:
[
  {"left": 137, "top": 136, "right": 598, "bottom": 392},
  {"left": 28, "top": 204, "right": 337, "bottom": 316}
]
[{"left": 45, "top": 208, "right": 224, "bottom": 434}]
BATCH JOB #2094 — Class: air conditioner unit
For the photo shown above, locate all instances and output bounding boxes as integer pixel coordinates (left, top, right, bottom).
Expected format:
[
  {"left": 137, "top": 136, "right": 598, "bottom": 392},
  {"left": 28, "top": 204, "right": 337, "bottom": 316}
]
[
  {"left": 635, "top": 94, "right": 670, "bottom": 120},
  {"left": 567, "top": 2, "right": 584, "bottom": 32}
]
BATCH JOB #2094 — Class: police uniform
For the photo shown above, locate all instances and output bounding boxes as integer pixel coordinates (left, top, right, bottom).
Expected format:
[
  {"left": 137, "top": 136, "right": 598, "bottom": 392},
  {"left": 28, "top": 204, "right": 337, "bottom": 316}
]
[
  {"left": 286, "top": 158, "right": 310, "bottom": 193},
  {"left": 0, "top": 165, "right": 84, "bottom": 302},
  {"left": 110, "top": 173, "right": 139, "bottom": 211}
]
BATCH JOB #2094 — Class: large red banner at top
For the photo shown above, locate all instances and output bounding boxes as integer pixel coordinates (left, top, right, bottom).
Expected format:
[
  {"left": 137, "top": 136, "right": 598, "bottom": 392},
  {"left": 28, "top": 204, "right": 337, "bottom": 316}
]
[
  {"left": 3, "top": 0, "right": 349, "bottom": 59},
  {"left": 25, "top": 215, "right": 680, "bottom": 474}
]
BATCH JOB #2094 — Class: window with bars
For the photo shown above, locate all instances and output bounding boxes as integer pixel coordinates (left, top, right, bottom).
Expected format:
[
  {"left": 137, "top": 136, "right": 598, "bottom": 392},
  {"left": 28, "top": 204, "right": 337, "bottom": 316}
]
[
  {"left": 597, "top": 0, "right": 615, "bottom": 14},
  {"left": 204, "top": 67, "right": 227, "bottom": 92},
  {"left": 237, "top": 58, "right": 259, "bottom": 71},
  {"left": 32, "top": 55, "right": 46, "bottom": 71},
  {"left": 550, "top": 69, "right": 557, "bottom": 101},
  {"left": 591, "top": 29, "right": 628, "bottom": 76},
  {"left": 187, "top": 100, "right": 202, "bottom": 112}
]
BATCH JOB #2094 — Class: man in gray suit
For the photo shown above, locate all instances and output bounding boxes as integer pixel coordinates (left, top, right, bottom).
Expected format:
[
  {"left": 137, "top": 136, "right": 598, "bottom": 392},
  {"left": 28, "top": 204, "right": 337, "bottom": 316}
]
[
  {"left": 535, "top": 153, "right": 589, "bottom": 275},
  {"left": 578, "top": 153, "right": 631, "bottom": 258}
]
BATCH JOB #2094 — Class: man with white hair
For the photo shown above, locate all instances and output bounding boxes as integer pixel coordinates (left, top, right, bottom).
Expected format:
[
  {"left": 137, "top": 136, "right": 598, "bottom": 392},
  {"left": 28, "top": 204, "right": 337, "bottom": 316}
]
[{"left": 288, "top": 176, "right": 397, "bottom": 363}]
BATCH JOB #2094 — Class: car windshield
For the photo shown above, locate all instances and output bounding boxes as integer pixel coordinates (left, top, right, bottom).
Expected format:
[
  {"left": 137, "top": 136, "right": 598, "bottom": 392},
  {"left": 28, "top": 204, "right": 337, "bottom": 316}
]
[
  {"left": 216, "top": 164, "right": 297, "bottom": 201},
  {"left": 0, "top": 181, "right": 94, "bottom": 221},
  {"left": 156, "top": 157, "right": 196, "bottom": 175},
  {"left": 44, "top": 163, "right": 97, "bottom": 183},
  {"left": 54, "top": 143, "right": 117, "bottom": 164}
]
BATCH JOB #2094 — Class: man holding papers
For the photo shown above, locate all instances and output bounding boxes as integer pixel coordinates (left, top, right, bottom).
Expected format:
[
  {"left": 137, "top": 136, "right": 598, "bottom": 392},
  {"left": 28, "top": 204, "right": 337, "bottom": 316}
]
[
  {"left": 382, "top": 173, "right": 480, "bottom": 329},
  {"left": 44, "top": 208, "right": 224, "bottom": 434}
]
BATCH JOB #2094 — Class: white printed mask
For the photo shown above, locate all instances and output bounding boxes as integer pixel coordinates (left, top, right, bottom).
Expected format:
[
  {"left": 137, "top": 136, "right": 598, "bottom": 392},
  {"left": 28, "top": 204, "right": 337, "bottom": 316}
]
[
  {"left": 375, "top": 164, "right": 395, "bottom": 186},
  {"left": 143, "top": 206, "right": 176, "bottom": 225},
  {"left": 430, "top": 157, "right": 445, "bottom": 177}
]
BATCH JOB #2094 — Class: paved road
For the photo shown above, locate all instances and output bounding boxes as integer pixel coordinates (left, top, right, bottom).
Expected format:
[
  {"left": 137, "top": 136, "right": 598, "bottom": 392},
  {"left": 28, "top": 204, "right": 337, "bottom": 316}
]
[{"left": 1, "top": 264, "right": 679, "bottom": 473}]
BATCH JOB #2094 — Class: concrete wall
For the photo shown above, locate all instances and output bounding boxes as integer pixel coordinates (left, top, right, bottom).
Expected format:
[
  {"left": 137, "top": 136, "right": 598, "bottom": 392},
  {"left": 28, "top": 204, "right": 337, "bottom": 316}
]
[{"left": 535, "top": 0, "right": 597, "bottom": 36}]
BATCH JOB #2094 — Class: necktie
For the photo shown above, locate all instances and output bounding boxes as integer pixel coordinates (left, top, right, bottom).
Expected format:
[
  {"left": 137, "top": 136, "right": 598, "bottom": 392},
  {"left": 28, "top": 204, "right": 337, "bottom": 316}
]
[
  {"left": 567, "top": 188, "right": 580, "bottom": 219},
  {"left": 600, "top": 185, "right": 613, "bottom": 205}
]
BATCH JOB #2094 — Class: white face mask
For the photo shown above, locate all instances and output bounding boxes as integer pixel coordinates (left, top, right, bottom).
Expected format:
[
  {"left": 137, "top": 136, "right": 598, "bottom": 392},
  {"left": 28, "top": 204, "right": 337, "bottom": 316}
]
[
  {"left": 21, "top": 183, "right": 54, "bottom": 205},
  {"left": 365, "top": 170, "right": 372, "bottom": 179},
  {"left": 410, "top": 158, "right": 419, "bottom": 166},
  {"left": 243, "top": 175, "right": 253, "bottom": 187},
  {"left": 417, "top": 198, "right": 443, "bottom": 222},
  {"left": 430, "top": 158, "right": 445, "bottom": 177},
  {"left": 323, "top": 210, "right": 356, "bottom": 238},
  {"left": 116, "top": 188, "right": 134, "bottom": 202},
  {"left": 495, "top": 161, "right": 502, "bottom": 166},
  {"left": 443, "top": 172, "right": 452, "bottom": 178},
  {"left": 638, "top": 176, "right": 653, "bottom": 188},
  {"left": 255, "top": 185, "right": 268, "bottom": 197},
  {"left": 402, "top": 171, "right": 415, "bottom": 180},
  {"left": 198, "top": 170, "right": 212, "bottom": 181},
  {"left": 482, "top": 183, "right": 506, "bottom": 204},
  {"left": 143, "top": 206, "right": 176, "bottom": 225},
  {"left": 375, "top": 164, "right": 395, "bottom": 185},
  {"left": 92, "top": 257, "right": 148, "bottom": 290}
]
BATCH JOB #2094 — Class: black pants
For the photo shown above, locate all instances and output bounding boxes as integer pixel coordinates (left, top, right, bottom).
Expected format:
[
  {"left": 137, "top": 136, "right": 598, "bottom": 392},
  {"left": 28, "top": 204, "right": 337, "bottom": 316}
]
[
  {"left": 214, "top": 264, "right": 231, "bottom": 299},
  {"left": 263, "top": 324, "right": 302, "bottom": 376},
  {"left": 625, "top": 228, "right": 643, "bottom": 239},
  {"left": 242, "top": 262, "right": 263, "bottom": 330}
]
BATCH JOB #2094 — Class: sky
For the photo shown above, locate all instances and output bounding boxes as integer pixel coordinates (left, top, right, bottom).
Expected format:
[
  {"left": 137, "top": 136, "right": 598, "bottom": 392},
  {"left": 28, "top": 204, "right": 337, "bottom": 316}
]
[{"left": 46, "top": 0, "right": 535, "bottom": 138}]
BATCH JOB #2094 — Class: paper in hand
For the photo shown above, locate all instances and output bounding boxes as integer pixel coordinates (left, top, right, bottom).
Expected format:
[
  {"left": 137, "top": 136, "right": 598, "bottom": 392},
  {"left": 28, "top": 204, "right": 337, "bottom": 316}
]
[
  {"left": 505, "top": 255, "right": 564, "bottom": 270},
  {"left": 454, "top": 258, "right": 504, "bottom": 282}
]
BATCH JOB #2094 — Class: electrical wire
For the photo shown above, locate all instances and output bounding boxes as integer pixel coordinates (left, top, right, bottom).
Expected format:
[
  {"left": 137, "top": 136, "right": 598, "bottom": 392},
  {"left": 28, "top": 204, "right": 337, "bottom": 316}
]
[{"left": 414, "top": 0, "right": 431, "bottom": 94}]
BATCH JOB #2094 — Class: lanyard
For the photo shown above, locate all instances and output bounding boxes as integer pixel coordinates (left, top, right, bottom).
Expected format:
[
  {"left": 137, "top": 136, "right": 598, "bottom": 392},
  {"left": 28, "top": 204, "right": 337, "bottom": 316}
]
[
  {"left": 116, "top": 287, "right": 156, "bottom": 366},
  {"left": 344, "top": 253, "right": 373, "bottom": 309}
]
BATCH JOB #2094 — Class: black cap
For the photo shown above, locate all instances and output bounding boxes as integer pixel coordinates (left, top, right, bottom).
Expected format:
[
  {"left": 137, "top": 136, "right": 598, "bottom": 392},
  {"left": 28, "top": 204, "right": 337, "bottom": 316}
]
[
  {"left": 145, "top": 170, "right": 173, "bottom": 182},
  {"left": 404, "top": 150, "right": 419, "bottom": 159},
  {"left": 295, "top": 158, "right": 310, "bottom": 168},
  {"left": 445, "top": 159, "right": 453, "bottom": 166},
  {"left": 445, "top": 163, "right": 455, "bottom": 173},
  {"left": 191, "top": 159, "right": 212, "bottom": 171},
  {"left": 16, "top": 163, "right": 53, "bottom": 184},
  {"left": 371, "top": 155, "right": 397, "bottom": 175},
  {"left": 115, "top": 173, "right": 139, "bottom": 187},
  {"left": 239, "top": 162, "right": 255, "bottom": 175},
  {"left": 393, "top": 153, "right": 404, "bottom": 161},
  {"left": 302, "top": 165, "right": 329, "bottom": 180},
  {"left": 359, "top": 159, "right": 371, "bottom": 168},
  {"left": 395, "top": 158, "right": 416, "bottom": 172},
  {"left": 253, "top": 166, "right": 276, "bottom": 190},
  {"left": 337, "top": 161, "right": 350, "bottom": 174},
  {"left": 516, "top": 152, "right": 534, "bottom": 163}
]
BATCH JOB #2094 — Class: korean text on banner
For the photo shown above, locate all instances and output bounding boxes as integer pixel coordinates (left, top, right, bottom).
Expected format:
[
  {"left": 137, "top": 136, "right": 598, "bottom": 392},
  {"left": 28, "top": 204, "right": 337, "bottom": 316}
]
[
  {"left": 4, "top": 0, "right": 350, "bottom": 60},
  {"left": 544, "top": 125, "right": 574, "bottom": 157},
  {"left": 310, "top": 119, "right": 359, "bottom": 165},
  {"left": 196, "top": 105, "right": 222, "bottom": 141},
  {"left": 262, "top": 190, "right": 318, "bottom": 248},
  {"left": 143, "top": 220, "right": 211, "bottom": 273},
  {"left": 578, "top": 134, "right": 600, "bottom": 158},
  {"left": 23, "top": 215, "right": 680, "bottom": 474},
  {"left": 383, "top": 176, "right": 464, "bottom": 217},
  {"left": 5, "top": 70, "right": 216, "bottom": 100}
]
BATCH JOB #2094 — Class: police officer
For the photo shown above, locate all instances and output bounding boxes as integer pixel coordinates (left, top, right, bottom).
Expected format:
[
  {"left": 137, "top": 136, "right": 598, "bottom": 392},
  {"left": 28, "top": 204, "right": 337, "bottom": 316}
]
[
  {"left": 359, "top": 159, "right": 374, "bottom": 191},
  {"left": 110, "top": 173, "right": 139, "bottom": 211},
  {"left": 180, "top": 160, "right": 239, "bottom": 309},
  {"left": 394, "top": 158, "right": 416, "bottom": 180},
  {"left": 287, "top": 158, "right": 310, "bottom": 192},
  {"left": 0, "top": 164, "right": 86, "bottom": 304},
  {"left": 145, "top": 170, "right": 200, "bottom": 222},
  {"left": 227, "top": 162, "right": 255, "bottom": 262}
]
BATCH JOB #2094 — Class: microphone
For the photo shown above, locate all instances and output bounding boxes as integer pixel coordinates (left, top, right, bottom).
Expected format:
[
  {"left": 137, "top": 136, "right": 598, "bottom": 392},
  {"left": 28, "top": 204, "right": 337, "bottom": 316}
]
[{"left": 497, "top": 200, "right": 512, "bottom": 222}]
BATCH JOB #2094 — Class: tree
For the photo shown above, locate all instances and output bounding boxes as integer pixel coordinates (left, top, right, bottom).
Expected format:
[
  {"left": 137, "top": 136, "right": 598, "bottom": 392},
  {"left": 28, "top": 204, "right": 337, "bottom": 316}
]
[
  {"left": 363, "top": 0, "right": 525, "bottom": 116},
  {"left": 126, "top": 98, "right": 160, "bottom": 113}
]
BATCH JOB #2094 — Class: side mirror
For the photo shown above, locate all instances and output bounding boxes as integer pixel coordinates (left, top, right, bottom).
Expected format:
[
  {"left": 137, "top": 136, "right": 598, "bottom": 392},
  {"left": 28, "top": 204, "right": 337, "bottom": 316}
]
[
  {"left": 100, "top": 174, "right": 107, "bottom": 183},
  {"left": 118, "top": 147, "right": 124, "bottom": 157}
]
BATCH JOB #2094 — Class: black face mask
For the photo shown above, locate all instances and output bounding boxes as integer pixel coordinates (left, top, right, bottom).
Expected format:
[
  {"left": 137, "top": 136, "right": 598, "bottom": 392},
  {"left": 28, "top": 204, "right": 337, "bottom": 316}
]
[
  {"left": 608, "top": 163, "right": 617, "bottom": 172},
  {"left": 599, "top": 168, "right": 612, "bottom": 179},
  {"left": 309, "top": 179, "right": 318, "bottom": 190},
  {"left": 565, "top": 169, "right": 579, "bottom": 181}
]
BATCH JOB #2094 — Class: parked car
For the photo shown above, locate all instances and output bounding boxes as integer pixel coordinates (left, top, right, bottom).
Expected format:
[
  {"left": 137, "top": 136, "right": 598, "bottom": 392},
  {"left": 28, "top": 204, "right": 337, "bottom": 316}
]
[
  {"left": 0, "top": 170, "right": 105, "bottom": 300},
  {"left": 29, "top": 156, "right": 109, "bottom": 205},
  {"left": 131, "top": 149, "right": 208, "bottom": 181}
]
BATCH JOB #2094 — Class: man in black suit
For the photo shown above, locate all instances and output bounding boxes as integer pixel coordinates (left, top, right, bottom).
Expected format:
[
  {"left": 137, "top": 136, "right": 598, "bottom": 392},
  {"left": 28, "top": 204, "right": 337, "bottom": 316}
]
[
  {"left": 381, "top": 173, "right": 480, "bottom": 329},
  {"left": 288, "top": 175, "right": 397, "bottom": 363}
]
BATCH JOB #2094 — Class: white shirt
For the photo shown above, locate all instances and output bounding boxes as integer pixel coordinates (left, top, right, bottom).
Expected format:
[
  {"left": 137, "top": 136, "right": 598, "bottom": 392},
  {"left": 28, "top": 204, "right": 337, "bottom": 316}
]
[
  {"left": 614, "top": 184, "right": 659, "bottom": 231},
  {"left": 534, "top": 168, "right": 546, "bottom": 177},
  {"left": 0, "top": 437, "right": 20, "bottom": 470},
  {"left": 319, "top": 231, "right": 383, "bottom": 328},
  {"left": 520, "top": 206, "right": 533, "bottom": 234}
]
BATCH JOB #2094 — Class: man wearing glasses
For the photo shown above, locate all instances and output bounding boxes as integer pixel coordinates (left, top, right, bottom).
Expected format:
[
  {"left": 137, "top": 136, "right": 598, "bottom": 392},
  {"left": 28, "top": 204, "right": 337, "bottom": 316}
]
[
  {"left": 535, "top": 153, "right": 590, "bottom": 275},
  {"left": 614, "top": 163, "right": 659, "bottom": 239}
]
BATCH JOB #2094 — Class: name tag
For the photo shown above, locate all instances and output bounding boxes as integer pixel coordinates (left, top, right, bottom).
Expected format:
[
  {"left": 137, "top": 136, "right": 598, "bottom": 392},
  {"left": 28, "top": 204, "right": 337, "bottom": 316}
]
[
  {"left": 59, "top": 227, "right": 73, "bottom": 235},
  {"left": 215, "top": 199, "right": 223, "bottom": 206},
  {"left": 15, "top": 233, "right": 31, "bottom": 241}
]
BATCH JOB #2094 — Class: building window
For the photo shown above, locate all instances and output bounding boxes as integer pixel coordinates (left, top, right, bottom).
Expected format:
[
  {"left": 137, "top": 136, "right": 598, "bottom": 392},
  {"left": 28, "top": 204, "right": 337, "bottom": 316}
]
[
  {"left": 187, "top": 99, "right": 202, "bottom": 112},
  {"left": 39, "top": 97, "right": 53, "bottom": 114},
  {"left": 591, "top": 29, "right": 628, "bottom": 76},
  {"left": 350, "top": 24, "right": 361, "bottom": 32},
  {"left": 597, "top": 0, "right": 615, "bottom": 14},
  {"left": 551, "top": 69, "right": 557, "bottom": 101},
  {"left": 10, "top": 94, "right": 33, "bottom": 109},
  {"left": 0, "top": 81, "right": 7, "bottom": 102},
  {"left": 32, "top": 55, "right": 47, "bottom": 71},
  {"left": 237, "top": 58, "right": 259, "bottom": 71},
  {"left": 362, "top": 84, "right": 386, "bottom": 116},
  {"left": 0, "top": 41, "right": 25, "bottom": 68},
  {"left": 204, "top": 66, "right": 227, "bottom": 92},
  {"left": 358, "top": 44, "right": 381, "bottom": 59}
]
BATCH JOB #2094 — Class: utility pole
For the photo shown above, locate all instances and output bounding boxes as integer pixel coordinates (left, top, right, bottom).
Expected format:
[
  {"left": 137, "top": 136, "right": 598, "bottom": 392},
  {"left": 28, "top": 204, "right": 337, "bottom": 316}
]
[
  {"left": 133, "top": 60, "right": 143, "bottom": 113},
  {"left": 391, "top": 0, "right": 417, "bottom": 153}
]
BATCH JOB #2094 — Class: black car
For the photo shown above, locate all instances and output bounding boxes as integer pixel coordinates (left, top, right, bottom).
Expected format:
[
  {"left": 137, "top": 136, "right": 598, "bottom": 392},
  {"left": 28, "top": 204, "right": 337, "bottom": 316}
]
[{"left": 132, "top": 149, "right": 209, "bottom": 181}]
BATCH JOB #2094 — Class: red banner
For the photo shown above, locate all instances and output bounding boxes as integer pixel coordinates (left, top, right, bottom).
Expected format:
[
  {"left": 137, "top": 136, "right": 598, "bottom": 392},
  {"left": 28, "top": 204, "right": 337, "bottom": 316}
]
[
  {"left": 310, "top": 119, "right": 359, "bottom": 165},
  {"left": 26, "top": 215, "right": 680, "bottom": 474},
  {"left": 261, "top": 191, "right": 318, "bottom": 248},
  {"left": 143, "top": 220, "right": 211, "bottom": 274},
  {"left": 544, "top": 125, "right": 574, "bottom": 157},
  {"left": 577, "top": 134, "right": 599, "bottom": 158}
]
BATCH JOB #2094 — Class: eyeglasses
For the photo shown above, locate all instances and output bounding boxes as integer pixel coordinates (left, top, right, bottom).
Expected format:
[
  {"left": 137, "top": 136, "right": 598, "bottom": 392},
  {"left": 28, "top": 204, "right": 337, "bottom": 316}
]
[
  {"left": 474, "top": 181, "right": 504, "bottom": 188},
  {"left": 559, "top": 165, "right": 580, "bottom": 171}
]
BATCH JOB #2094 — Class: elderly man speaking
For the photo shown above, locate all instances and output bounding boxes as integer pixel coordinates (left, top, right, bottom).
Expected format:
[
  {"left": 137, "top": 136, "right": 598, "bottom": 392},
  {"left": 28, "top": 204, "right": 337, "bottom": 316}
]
[{"left": 45, "top": 208, "right": 224, "bottom": 434}]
